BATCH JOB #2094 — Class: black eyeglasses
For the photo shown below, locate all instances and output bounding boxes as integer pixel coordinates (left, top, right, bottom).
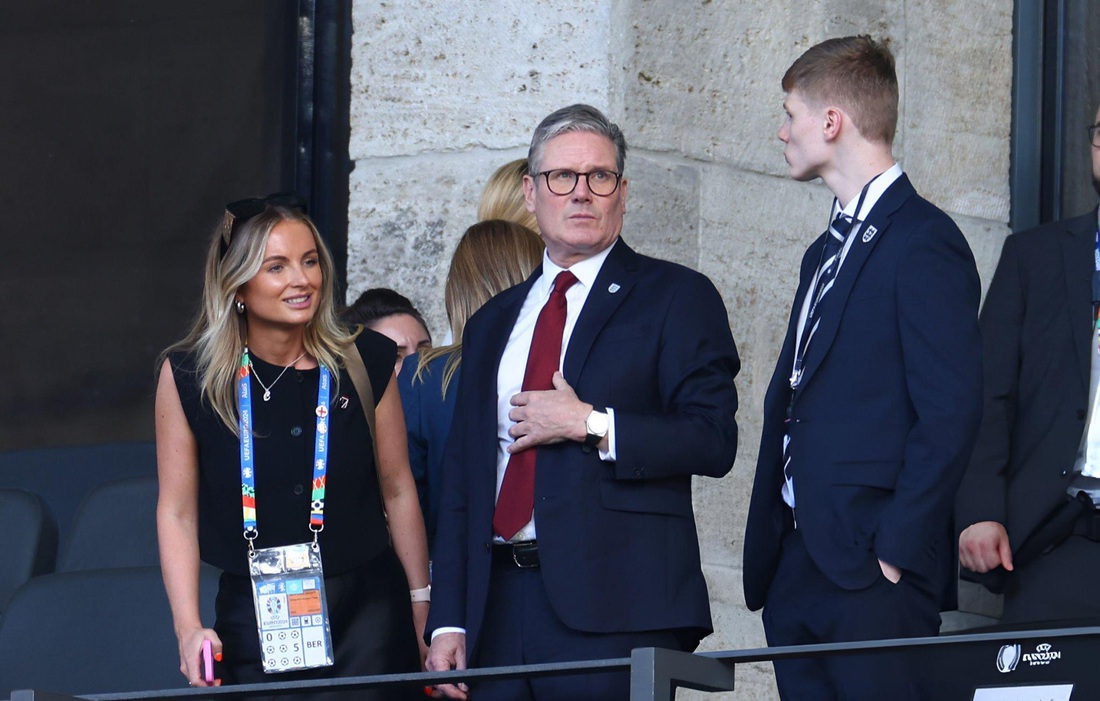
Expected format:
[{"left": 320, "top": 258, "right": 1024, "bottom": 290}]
[
  {"left": 1090, "top": 124, "right": 1100, "bottom": 148},
  {"left": 221, "top": 192, "right": 307, "bottom": 255},
  {"left": 537, "top": 169, "right": 623, "bottom": 197}
]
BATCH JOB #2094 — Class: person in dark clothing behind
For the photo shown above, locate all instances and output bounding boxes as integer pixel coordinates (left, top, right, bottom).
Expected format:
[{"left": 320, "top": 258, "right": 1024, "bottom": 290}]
[
  {"left": 342, "top": 288, "right": 431, "bottom": 375},
  {"left": 957, "top": 100, "right": 1100, "bottom": 624}
]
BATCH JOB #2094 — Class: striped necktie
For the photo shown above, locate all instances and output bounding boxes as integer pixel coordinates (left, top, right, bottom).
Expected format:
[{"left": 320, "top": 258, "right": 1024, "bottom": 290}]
[
  {"left": 797, "top": 213, "right": 855, "bottom": 362},
  {"left": 782, "top": 213, "right": 855, "bottom": 510}
]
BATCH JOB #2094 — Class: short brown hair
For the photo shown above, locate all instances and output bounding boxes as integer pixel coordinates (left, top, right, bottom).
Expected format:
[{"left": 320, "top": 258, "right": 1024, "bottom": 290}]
[
  {"left": 782, "top": 35, "right": 898, "bottom": 145},
  {"left": 341, "top": 287, "right": 430, "bottom": 342}
]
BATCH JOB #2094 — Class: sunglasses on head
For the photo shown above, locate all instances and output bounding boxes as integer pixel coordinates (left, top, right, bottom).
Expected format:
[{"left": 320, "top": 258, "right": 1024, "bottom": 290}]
[{"left": 220, "top": 192, "right": 307, "bottom": 256}]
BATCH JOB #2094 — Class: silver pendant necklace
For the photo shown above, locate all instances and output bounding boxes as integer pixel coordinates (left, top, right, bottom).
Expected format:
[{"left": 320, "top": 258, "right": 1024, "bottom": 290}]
[{"left": 249, "top": 350, "right": 308, "bottom": 401}]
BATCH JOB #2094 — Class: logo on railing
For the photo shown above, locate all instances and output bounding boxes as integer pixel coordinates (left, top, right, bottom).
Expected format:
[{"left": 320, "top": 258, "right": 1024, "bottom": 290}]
[
  {"left": 1022, "top": 642, "right": 1061, "bottom": 666},
  {"left": 996, "top": 644, "right": 1020, "bottom": 673},
  {"left": 996, "top": 641, "right": 1062, "bottom": 673}
]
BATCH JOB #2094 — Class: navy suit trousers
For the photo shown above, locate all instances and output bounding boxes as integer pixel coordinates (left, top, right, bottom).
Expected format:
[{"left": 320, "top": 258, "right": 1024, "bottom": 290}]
[
  {"left": 763, "top": 528, "right": 940, "bottom": 701},
  {"left": 472, "top": 556, "right": 694, "bottom": 701}
]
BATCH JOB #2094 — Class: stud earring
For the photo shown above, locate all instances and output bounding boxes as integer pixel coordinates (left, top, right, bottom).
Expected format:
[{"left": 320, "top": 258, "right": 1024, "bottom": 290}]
[{"left": 236, "top": 300, "right": 245, "bottom": 314}]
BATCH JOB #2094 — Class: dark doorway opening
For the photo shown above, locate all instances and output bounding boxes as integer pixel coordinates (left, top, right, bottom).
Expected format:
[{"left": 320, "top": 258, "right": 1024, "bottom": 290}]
[
  {"left": 1012, "top": 0, "right": 1100, "bottom": 229},
  {"left": 0, "top": 1, "right": 351, "bottom": 450}
]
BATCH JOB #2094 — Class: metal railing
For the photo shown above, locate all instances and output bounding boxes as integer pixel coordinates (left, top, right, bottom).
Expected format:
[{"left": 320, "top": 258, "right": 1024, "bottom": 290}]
[{"left": 7, "top": 626, "right": 1099, "bottom": 701}]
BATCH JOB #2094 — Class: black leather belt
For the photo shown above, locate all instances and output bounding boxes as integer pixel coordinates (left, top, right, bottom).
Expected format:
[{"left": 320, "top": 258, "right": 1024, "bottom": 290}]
[
  {"left": 493, "top": 541, "right": 540, "bottom": 568},
  {"left": 1073, "top": 510, "right": 1100, "bottom": 541}
]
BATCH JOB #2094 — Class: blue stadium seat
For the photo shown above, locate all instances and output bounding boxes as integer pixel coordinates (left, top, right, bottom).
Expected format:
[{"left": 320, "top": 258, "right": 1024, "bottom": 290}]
[
  {"left": 0, "top": 565, "right": 220, "bottom": 697},
  {"left": 58, "top": 474, "right": 159, "bottom": 572},
  {"left": 0, "top": 489, "right": 57, "bottom": 612},
  {"left": 0, "top": 442, "right": 156, "bottom": 555}
]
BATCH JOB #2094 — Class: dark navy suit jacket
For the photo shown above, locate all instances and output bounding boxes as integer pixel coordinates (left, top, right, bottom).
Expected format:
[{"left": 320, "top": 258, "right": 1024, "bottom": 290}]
[
  {"left": 743, "top": 175, "right": 983, "bottom": 612},
  {"left": 426, "top": 238, "right": 740, "bottom": 660}
]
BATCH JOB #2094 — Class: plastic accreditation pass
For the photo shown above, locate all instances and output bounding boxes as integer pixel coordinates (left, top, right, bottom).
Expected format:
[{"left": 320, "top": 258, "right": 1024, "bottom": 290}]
[{"left": 248, "top": 542, "right": 334, "bottom": 673}]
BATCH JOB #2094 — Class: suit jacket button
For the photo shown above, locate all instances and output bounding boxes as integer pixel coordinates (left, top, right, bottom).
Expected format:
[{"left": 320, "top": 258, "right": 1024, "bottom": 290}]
[
  {"left": 293, "top": 484, "right": 304, "bottom": 495},
  {"left": 1078, "top": 409, "right": 1087, "bottom": 421},
  {"left": 484, "top": 542, "right": 491, "bottom": 552}
]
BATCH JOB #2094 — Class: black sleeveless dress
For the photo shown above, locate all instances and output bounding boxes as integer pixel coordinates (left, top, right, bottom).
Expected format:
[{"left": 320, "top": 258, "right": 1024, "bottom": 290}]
[{"left": 169, "top": 330, "right": 419, "bottom": 700}]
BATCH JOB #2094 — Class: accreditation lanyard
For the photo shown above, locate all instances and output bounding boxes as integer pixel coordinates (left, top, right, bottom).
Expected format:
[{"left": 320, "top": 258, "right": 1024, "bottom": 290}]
[
  {"left": 789, "top": 178, "right": 875, "bottom": 390},
  {"left": 238, "top": 348, "right": 332, "bottom": 549}
]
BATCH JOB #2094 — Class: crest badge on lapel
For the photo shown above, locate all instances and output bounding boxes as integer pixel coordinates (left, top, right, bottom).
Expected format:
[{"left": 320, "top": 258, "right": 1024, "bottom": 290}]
[{"left": 861, "top": 225, "right": 878, "bottom": 243}]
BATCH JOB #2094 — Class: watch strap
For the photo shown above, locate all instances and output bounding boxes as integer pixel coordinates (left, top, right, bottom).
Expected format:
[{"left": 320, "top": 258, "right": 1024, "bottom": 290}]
[{"left": 584, "top": 406, "right": 608, "bottom": 447}]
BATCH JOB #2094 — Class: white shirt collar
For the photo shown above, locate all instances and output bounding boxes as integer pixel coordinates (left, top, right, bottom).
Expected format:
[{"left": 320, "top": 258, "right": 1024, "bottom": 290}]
[
  {"left": 536, "top": 239, "right": 618, "bottom": 296},
  {"left": 833, "top": 162, "right": 903, "bottom": 222}
]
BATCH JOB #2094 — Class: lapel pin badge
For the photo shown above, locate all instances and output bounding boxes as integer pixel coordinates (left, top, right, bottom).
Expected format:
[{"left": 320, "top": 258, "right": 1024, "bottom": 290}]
[
  {"left": 608, "top": 283, "right": 621, "bottom": 294},
  {"left": 861, "top": 225, "right": 878, "bottom": 243}
]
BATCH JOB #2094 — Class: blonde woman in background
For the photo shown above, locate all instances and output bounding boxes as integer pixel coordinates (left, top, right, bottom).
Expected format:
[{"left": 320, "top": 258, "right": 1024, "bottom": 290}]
[
  {"left": 397, "top": 220, "right": 543, "bottom": 551},
  {"left": 477, "top": 158, "right": 538, "bottom": 233}
]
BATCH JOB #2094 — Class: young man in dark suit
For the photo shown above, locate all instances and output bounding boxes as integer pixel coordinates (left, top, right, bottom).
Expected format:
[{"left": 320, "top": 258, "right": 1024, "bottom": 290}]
[
  {"left": 424, "top": 104, "right": 740, "bottom": 701},
  {"left": 956, "top": 100, "right": 1100, "bottom": 624},
  {"left": 742, "top": 35, "right": 983, "bottom": 700}
]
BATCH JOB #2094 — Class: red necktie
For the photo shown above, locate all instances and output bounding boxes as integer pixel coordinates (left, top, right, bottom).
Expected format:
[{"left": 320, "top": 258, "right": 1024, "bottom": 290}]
[{"left": 493, "top": 270, "right": 579, "bottom": 540}]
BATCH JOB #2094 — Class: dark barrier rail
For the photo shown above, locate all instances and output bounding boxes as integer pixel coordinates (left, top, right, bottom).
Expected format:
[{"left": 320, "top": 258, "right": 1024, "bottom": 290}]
[{"left": 8, "top": 626, "right": 1099, "bottom": 701}]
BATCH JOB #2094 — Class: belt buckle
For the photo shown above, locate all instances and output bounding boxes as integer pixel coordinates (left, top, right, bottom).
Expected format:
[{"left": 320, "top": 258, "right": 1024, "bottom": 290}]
[{"left": 512, "top": 541, "right": 538, "bottom": 568}]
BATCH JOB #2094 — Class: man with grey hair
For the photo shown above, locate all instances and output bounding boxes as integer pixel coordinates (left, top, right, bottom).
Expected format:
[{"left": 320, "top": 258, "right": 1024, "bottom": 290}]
[{"left": 424, "top": 103, "right": 740, "bottom": 700}]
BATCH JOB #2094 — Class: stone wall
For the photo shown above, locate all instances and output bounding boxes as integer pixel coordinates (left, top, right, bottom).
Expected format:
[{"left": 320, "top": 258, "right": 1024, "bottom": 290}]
[
  {"left": 348, "top": 0, "right": 612, "bottom": 328},
  {"left": 348, "top": 2, "right": 1014, "bottom": 698}
]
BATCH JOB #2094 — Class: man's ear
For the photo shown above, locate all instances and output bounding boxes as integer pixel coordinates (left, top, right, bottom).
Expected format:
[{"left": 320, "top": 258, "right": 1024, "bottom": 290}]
[
  {"left": 822, "top": 106, "right": 843, "bottom": 142},
  {"left": 522, "top": 174, "right": 537, "bottom": 213}
]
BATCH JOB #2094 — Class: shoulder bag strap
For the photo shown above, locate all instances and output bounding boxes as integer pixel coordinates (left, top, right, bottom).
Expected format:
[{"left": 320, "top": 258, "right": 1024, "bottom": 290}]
[{"left": 343, "top": 334, "right": 389, "bottom": 528}]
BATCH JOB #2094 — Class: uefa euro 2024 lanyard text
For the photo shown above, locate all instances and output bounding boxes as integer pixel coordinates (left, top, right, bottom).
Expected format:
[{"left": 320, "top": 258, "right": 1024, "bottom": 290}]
[{"left": 238, "top": 347, "right": 335, "bottom": 673}]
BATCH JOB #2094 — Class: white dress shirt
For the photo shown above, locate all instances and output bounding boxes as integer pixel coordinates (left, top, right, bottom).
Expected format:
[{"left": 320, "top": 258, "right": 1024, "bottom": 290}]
[
  {"left": 494, "top": 243, "right": 618, "bottom": 541},
  {"left": 1073, "top": 211, "right": 1100, "bottom": 478}
]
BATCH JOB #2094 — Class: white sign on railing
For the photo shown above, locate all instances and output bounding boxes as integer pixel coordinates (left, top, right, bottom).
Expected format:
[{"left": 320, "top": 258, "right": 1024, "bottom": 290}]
[{"left": 972, "top": 684, "right": 1074, "bottom": 701}]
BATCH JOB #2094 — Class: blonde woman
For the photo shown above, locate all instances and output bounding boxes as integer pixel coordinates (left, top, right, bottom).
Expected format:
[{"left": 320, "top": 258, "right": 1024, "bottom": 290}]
[
  {"left": 156, "top": 194, "right": 429, "bottom": 699},
  {"left": 398, "top": 220, "right": 543, "bottom": 551},
  {"left": 476, "top": 158, "right": 539, "bottom": 233}
]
